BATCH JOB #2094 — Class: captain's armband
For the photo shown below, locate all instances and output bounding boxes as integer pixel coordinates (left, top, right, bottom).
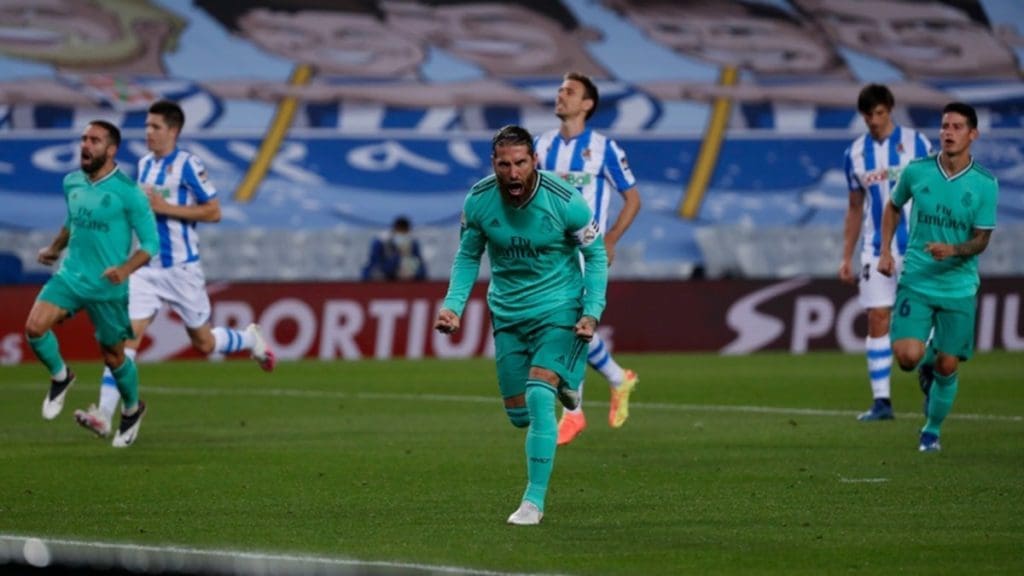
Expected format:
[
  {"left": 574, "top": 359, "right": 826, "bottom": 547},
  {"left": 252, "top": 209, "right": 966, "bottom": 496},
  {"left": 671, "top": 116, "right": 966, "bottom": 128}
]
[{"left": 571, "top": 220, "right": 600, "bottom": 248}]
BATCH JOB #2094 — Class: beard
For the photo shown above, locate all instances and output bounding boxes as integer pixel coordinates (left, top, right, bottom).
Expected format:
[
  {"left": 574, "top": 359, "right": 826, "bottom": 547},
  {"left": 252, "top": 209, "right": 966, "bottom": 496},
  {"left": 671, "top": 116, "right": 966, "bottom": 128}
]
[
  {"left": 498, "top": 171, "right": 537, "bottom": 206},
  {"left": 80, "top": 151, "right": 107, "bottom": 175}
]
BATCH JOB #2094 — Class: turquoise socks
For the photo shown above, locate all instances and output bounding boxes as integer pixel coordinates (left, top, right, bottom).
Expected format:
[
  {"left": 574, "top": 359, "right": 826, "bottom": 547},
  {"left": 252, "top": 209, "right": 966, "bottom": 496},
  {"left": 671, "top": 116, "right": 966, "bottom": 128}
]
[
  {"left": 923, "top": 371, "right": 958, "bottom": 437},
  {"left": 28, "top": 330, "right": 65, "bottom": 377},
  {"left": 522, "top": 380, "right": 557, "bottom": 512},
  {"left": 111, "top": 356, "right": 140, "bottom": 411}
]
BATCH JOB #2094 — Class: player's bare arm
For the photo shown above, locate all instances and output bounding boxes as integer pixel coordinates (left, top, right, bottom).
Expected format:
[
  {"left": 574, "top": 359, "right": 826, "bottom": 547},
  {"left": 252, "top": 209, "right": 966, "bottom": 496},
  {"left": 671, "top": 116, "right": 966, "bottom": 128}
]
[
  {"left": 877, "top": 201, "right": 903, "bottom": 277},
  {"left": 840, "top": 189, "right": 865, "bottom": 284},
  {"left": 434, "top": 308, "right": 461, "bottom": 334},
  {"left": 574, "top": 315, "right": 598, "bottom": 341},
  {"left": 146, "top": 190, "right": 222, "bottom": 223},
  {"left": 102, "top": 249, "right": 154, "bottom": 286},
  {"left": 927, "top": 228, "right": 993, "bottom": 260},
  {"left": 603, "top": 187, "right": 641, "bottom": 266},
  {"left": 37, "top": 227, "right": 70, "bottom": 266}
]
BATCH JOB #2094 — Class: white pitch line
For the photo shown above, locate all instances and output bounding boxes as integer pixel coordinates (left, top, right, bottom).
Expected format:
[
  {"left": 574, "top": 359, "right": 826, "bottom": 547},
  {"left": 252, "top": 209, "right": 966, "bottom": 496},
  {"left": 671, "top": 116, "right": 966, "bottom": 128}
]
[
  {"left": 839, "top": 477, "right": 890, "bottom": 484},
  {"left": 4, "top": 383, "right": 1022, "bottom": 422},
  {"left": 0, "top": 534, "right": 553, "bottom": 576}
]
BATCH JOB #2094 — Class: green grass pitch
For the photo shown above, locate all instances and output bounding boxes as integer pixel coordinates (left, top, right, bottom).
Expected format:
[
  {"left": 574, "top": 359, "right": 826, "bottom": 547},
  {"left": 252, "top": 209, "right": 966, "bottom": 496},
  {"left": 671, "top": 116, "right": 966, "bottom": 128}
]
[{"left": 1, "top": 351, "right": 1022, "bottom": 575}]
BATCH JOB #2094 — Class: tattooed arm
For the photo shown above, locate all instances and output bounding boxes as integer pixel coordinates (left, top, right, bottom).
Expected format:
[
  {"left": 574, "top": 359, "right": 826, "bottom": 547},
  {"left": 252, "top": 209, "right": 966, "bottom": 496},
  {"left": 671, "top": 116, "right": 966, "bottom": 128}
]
[{"left": 925, "top": 229, "right": 993, "bottom": 260}]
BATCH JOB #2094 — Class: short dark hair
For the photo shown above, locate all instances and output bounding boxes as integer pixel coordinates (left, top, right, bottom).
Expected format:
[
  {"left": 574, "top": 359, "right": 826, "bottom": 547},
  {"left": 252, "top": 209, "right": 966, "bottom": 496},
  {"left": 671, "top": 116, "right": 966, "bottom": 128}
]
[
  {"left": 88, "top": 120, "right": 121, "bottom": 148},
  {"left": 565, "top": 71, "right": 600, "bottom": 120},
  {"left": 148, "top": 99, "right": 186, "bottom": 130},
  {"left": 943, "top": 101, "right": 979, "bottom": 129},
  {"left": 856, "top": 83, "right": 894, "bottom": 115},
  {"left": 393, "top": 216, "right": 411, "bottom": 231},
  {"left": 491, "top": 125, "right": 535, "bottom": 156}
]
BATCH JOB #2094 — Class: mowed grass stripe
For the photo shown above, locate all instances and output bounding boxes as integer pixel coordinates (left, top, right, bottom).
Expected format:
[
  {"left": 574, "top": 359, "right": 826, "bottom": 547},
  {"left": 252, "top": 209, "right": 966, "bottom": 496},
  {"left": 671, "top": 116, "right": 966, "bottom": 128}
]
[{"left": 4, "top": 382, "right": 1021, "bottom": 422}]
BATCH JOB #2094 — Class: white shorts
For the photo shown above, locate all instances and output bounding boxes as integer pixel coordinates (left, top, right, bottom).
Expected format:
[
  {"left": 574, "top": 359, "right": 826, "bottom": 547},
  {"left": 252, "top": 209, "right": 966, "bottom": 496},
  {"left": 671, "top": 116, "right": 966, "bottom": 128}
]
[
  {"left": 129, "top": 262, "right": 212, "bottom": 328},
  {"left": 858, "top": 254, "right": 902, "bottom": 309}
]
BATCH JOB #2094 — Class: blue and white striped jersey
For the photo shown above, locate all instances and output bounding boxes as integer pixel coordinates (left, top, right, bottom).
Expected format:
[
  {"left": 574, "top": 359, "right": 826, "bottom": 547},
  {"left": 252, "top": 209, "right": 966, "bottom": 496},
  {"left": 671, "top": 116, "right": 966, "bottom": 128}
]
[
  {"left": 302, "top": 78, "right": 661, "bottom": 134},
  {"left": 137, "top": 148, "right": 218, "bottom": 268},
  {"left": 0, "top": 75, "right": 222, "bottom": 131},
  {"left": 534, "top": 127, "right": 637, "bottom": 233},
  {"left": 844, "top": 125, "right": 931, "bottom": 257}
]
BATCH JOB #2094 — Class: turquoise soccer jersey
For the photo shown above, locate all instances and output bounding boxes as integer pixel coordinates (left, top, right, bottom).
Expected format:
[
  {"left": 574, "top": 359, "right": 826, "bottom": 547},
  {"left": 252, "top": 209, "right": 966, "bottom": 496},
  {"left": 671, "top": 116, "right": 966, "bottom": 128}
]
[
  {"left": 57, "top": 167, "right": 159, "bottom": 300},
  {"left": 891, "top": 155, "right": 998, "bottom": 298},
  {"left": 443, "top": 170, "right": 608, "bottom": 330}
]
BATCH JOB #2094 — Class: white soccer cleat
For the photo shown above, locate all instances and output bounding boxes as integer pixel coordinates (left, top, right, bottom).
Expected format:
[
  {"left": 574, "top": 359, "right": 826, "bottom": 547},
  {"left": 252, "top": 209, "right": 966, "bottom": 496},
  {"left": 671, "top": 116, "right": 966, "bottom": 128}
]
[
  {"left": 507, "top": 501, "right": 543, "bottom": 526},
  {"left": 42, "top": 369, "right": 76, "bottom": 420},
  {"left": 74, "top": 404, "right": 112, "bottom": 438},
  {"left": 246, "top": 323, "right": 276, "bottom": 372},
  {"left": 112, "top": 401, "right": 147, "bottom": 448}
]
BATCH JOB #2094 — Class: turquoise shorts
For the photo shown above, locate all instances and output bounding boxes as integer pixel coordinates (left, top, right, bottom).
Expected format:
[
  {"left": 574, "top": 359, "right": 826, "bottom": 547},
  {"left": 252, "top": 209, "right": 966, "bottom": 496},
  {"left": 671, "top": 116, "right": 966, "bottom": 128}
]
[
  {"left": 38, "top": 274, "right": 133, "bottom": 347},
  {"left": 891, "top": 285, "right": 976, "bottom": 361},
  {"left": 493, "top": 308, "right": 588, "bottom": 400}
]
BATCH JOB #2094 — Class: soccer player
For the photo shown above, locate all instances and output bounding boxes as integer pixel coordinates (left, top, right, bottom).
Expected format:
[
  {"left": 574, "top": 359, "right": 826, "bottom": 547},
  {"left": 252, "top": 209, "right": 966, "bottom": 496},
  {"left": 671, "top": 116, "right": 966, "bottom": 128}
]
[
  {"left": 533, "top": 72, "right": 640, "bottom": 445},
  {"left": 840, "top": 84, "right": 932, "bottom": 421},
  {"left": 25, "top": 120, "right": 158, "bottom": 448},
  {"left": 74, "top": 100, "right": 275, "bottom": 438},
  {"left": 435, "top": 125, "right": 607, "bottom": 525},
  {"left": 878, "top": 101, "right": 998, "bottom": 452}
]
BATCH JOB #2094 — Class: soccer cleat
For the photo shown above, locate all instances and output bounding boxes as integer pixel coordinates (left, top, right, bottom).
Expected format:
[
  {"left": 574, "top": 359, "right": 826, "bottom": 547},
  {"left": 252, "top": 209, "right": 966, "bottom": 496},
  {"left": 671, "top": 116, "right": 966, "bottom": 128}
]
[
  {"left": 556, "top": 383, "right": 580, "bottom": 411},
  {"left": 608, "top": 369, "right": 638, "bottom": 428},
  {"left": 74, "top": 404, "right": 112, "bottom": 438},
  {"left": 246, "top": 323, "right": 276, "bottom": 372},
  {"left": 918, "top": 363, "right": 935, "bottom": 418},
  {"left": 111, "top": 401, "right": 147, "bottom": 448},
  {"left": 506, "top": 501, "right": 543, "bottom": 526},
  {"left": 856, "top": 399, "right": 895, "bottom": 421},
  {"left": 918, "top": 431, "right": 941, "bottom": 452},
  {"left": 556, "top": 411, "right": 586, "bottom": 446},
  {"left": 42, "top": 369, "right": 76, "bottom": 420}
]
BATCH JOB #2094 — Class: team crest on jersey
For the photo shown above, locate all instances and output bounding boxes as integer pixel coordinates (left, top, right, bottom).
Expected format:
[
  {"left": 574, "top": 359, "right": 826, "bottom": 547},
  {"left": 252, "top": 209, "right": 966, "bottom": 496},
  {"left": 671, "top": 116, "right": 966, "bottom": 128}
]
[
  {"left": 961, "top": 191, "right": 973, "bottom": 207},
  {"left": 541, "top": 216, "right": 555, "bottom": 233},
  {"left": 165, "top": 164, "right": 174, "bottom": 176},
  {"left": 897, "top": 143, "right": 905, "bottom": 154},
  {"left": 101, "top": 194, "right": 111, "bottom": 207},
  {"left": 581, "top": 148, "right": 591, "bottom": 161}
]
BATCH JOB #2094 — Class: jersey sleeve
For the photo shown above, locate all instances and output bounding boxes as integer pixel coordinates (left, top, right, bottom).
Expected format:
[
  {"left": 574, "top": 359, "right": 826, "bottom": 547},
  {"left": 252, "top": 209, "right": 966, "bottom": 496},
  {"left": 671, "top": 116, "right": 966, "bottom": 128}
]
[
  {"left": 182, "top": 154, "right": 217, "bottom": 203},
  {"left": 843, "top": 146, "right": 861, "bottom": 192},
  {"left": 62, "top": 173, "right": 74, "bottom": 228},
  {"left": 602, "top": 139, "right": 637, "bottom": 193},
  {"left": 441, "top": 194, "right": 486, "bottom": 317},
  {"left": 890, "top": 162, "right": 914, "bottom": 208},
  {"left": 126, "top": 183, "right": 159, "bottom": 257},
  {"left": 566, "top": 193, "right": 607, "bottom": 321},
  {"left": 976, "top": 178, "right": 999, "bottom": 229}
]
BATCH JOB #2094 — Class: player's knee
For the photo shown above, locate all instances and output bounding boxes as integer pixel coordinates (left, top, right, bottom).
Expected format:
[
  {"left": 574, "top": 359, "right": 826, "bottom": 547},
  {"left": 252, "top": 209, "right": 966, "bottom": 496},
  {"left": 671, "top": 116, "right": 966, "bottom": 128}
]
[
  {"left": 935, "top": 354, "right": 959, "bottom": 377},
  {"left": 526, "top": 366, "right": 559, "bottom": 387},
  {"left": 893, "top": 350, "right": 920, "bottom": 371},
  {"left": 101, "top": 349, "right": 125, "bottom": 370},
  {"left": 24, "top": 320, "right": 46, "bottom": 340},
  {"left": 506, "top": 406, "right": 530, "bottom": 428}
]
